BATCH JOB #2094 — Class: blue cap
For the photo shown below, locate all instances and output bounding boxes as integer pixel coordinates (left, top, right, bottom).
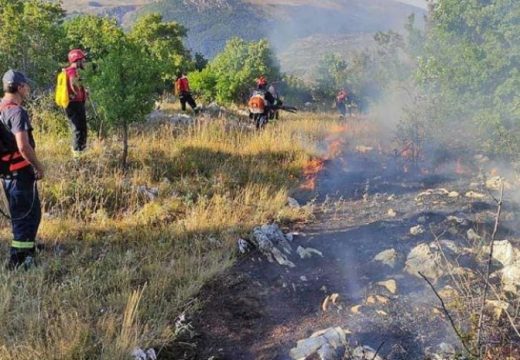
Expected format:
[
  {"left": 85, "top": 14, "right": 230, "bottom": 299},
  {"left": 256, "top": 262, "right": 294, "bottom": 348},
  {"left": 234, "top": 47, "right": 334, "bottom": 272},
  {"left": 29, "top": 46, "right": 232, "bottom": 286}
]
[{"left": 2, "top": 69, "right": 33, "bottom": 87}]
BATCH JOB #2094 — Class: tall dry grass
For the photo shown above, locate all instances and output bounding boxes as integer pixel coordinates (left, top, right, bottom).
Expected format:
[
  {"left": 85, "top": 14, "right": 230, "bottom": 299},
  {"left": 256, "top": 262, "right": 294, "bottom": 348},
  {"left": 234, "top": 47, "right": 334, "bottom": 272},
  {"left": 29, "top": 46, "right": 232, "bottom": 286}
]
[{"left": 0, "top": 111, "right": 342, "bottom": 359}]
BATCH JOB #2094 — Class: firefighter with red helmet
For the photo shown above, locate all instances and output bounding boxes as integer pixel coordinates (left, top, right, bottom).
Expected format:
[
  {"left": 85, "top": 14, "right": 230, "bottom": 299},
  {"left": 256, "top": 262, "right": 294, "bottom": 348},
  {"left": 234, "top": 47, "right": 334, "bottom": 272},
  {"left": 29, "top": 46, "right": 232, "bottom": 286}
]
[
  {"left": 175, "top": 71, "right": 199, "bottom": 113},
  {"left": 65, "top": 49, "right": 88, "bottom": 155},
  {"left": 249, "top": 76, "right": 276, "bottom": 129}
]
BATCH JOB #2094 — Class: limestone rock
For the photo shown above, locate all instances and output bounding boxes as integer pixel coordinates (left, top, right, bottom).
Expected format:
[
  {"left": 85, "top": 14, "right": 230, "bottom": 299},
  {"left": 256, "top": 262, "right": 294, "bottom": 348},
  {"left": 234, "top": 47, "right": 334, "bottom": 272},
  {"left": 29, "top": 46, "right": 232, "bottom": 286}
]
[
  {"left": 486, "top": 176, "right": 503, "bottom": 190},
  {"left": 373, "top": 249, "right": 397, "bottom": 268},
  {"left": 297, "top": 246, "right": 324, "bottom": 259},
  {"left": 483, "top": 240, "right": 515, "bottom": 266},
  {"left": 465, "top": 191, "right": 486, "bottom": 199},
  {"left": 351, "top": 346, "right": 383, "bottom": 360},
  {"left": 448, "top": 191, "right": 460, "bottom": 198},
  {"left": 501, "top": 262, "right": 520, "bottom": 287},
  {"left": 317, "top": 343, "right": 337, "bottom": 360},
  {"left": 410, "top": 225, "right": 425, "bottom": 236},
  {"left": 287, "top": 197, "right": 301, "bottom": 208},
  {"left": 252, "top": 224, "right": 295, "bottom": 267},
  {"left": 405, "top": 243, "right": 444, "bottom": 281},
  {"left": 387, "top": 208, "right": 397, "bottom": 217},
  {"left": 377, "top": 279, "right": 397, "bottom": 294},
  {"left": 290, "top": 327, "right": 348, "bottom": 360}
]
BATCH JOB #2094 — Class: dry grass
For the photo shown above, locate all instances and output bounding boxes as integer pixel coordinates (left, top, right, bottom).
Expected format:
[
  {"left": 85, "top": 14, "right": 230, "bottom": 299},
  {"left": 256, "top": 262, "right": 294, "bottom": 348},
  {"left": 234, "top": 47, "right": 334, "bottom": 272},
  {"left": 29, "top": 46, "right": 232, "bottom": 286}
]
[{"left": 0, "top": 110, "right": 342, "bottom": 359}]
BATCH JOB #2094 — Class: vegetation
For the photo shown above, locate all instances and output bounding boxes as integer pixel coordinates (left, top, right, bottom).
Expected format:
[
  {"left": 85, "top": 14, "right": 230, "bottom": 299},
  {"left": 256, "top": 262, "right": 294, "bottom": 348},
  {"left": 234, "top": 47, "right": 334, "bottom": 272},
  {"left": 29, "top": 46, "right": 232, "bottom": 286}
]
[
  {"left": 189, "top": 38, "right": 280, "bottom": 104},
  {"left": 418, "top": 0, "right": 520, "bottom": 156},
  {"left": 0, "top": 0, "right": 65, "bottom": 86},
  {"left": 0, "top": 110, "right": 341, "bottom": 358}
]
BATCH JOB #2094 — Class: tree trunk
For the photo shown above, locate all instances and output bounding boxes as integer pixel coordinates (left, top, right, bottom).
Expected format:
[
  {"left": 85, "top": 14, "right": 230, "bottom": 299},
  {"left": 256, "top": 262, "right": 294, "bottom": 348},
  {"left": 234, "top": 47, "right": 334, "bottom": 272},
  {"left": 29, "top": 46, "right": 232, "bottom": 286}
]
[{"left": 121, "top": 121, "right": 128, "bottom": 171}]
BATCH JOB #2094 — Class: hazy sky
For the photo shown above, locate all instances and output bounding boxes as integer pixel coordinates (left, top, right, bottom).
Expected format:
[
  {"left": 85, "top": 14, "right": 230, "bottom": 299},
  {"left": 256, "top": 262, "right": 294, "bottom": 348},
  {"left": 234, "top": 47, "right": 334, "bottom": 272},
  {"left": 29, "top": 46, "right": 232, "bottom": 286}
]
[{"left": 393, "top": 0, "right": 428, "bottom": 10}]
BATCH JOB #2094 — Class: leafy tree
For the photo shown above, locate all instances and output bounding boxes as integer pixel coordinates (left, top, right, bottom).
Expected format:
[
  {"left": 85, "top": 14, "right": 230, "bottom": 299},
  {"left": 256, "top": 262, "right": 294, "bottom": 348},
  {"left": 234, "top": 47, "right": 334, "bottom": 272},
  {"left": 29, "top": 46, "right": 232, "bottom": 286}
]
[
  {"left": 85, "top": 41, "right": 160, "bottom": 168},
  {"left": 128, "top": 13, "right": 192, "bottom": 82},
  {"left": 0, "top": 0, "right": 65, "bottom": 86},
  {"left": 188, "top": 67, "right": 217, "bottom": 102},
  {"left": 189, "top": 38, "right": 280, "bottom": 104},
  {"left": 419, "top": 0, "right": 520, "bottom": 155},
  {"left": 64, "top": 15, "right": 125, "bottom": 63}
]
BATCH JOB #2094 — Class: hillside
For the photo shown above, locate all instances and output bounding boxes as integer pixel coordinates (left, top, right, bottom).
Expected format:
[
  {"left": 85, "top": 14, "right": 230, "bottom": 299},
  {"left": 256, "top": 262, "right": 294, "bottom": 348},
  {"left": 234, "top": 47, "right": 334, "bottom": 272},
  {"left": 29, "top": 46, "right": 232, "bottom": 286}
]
[{"left": 62, "top": 0, "right": 425, "bottom": 66}]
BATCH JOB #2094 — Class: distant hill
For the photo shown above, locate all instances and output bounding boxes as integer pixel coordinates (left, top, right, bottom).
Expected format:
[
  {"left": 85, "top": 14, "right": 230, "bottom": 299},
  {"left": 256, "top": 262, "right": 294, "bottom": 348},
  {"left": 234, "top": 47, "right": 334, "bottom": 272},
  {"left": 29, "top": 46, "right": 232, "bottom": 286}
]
[{"left": 62, "top": 0, "right": 425, "bottom": 73}]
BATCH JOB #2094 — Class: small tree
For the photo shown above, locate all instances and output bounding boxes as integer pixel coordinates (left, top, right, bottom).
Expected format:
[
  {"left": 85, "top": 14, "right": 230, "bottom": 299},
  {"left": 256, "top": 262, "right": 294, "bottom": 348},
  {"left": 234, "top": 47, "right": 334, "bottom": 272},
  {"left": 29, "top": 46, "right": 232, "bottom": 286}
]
[{"left": 85, "top": 41, "right": 160, "bottom": 168}]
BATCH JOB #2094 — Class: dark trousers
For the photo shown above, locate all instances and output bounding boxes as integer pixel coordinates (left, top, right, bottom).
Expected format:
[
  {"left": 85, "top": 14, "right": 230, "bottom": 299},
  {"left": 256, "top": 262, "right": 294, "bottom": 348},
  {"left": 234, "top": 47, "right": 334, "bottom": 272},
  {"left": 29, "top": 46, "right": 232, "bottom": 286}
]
[
  {"left": 66, "top": 101, "right": 87, "bottom": 151},
  {"left": 3, "top": 168, "right": 41, "bottom": 262},
  {"left": 336, "top": 102, "right": 347, "bottom": 116},
  {"left": 179, "top": 92, "right": 197, "bottom": 111}
]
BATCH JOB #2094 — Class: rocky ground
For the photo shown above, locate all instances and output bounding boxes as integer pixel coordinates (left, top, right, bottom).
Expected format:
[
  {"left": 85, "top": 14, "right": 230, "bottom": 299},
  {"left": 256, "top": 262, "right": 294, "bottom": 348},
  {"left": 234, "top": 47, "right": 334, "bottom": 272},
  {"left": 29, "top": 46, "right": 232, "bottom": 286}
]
[{"left": 165, "top": 118, "right": 520, "bottom": 360}]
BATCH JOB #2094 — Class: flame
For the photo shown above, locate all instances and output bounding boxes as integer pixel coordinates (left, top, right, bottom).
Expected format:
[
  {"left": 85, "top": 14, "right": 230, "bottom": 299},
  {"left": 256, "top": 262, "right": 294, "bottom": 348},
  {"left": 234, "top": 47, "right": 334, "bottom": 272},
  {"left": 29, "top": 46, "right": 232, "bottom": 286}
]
[
  {"left": 300, "top": 158, "right": 325, "bottom": 190},
  {"left": 490, "top": 168, "right": 499, "bottom": 177},
  {"left": 300, "top": 124, "right": 348, "bottom": 191},
  {"left": 326, "top": 139, "right": 345, "bottom": 159},
  {"left": 329, "top": 124, "right": 349, "bottom": 134}
]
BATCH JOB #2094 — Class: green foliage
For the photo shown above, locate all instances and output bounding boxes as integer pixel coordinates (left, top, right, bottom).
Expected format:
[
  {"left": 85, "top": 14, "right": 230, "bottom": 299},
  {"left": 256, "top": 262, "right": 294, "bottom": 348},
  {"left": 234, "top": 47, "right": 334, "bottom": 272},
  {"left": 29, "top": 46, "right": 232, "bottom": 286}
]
[
  {"left": 85, "top": 40, "right": 160, "bottom": 166},
  {"left": 64, "top": 15, "right": 125, "bottom": 62},
  {"left": 128, "top": 13, "right": 191, "bottom": 82},
  {"left": 419, "top": 0, "right": 520, "bottom": 155},
  {"left": 188, "top": 67, "right": 217, "bottom": 102},
  {"left": 0, "top": 0, "right": 65, "bottom": 86},
  {"left": 189, "top": 38, "right": 280, "bottom": 104}
]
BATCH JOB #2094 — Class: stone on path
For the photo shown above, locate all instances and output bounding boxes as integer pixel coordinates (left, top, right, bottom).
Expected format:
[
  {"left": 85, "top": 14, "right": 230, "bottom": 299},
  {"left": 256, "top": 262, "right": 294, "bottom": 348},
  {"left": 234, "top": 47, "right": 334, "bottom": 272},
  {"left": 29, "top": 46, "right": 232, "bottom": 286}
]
[
  {"left": 484, "top": 240, "right": 516, "bottom": 266},
  {"left": 373, "top": 249, "right": 397, "bottom": 268},
  {"left": 290, "top": 327, "right": 348, "bottom": 360},
  {"left": 405, "top": 243, "right": 444, "bottom": 281},
  {"left": 410, "top": 225, "right": 425, "bottom": 236},
  {"left": 377, "top": 279, "right": 397, "bottom": 294},
  {"left": 297, "top": 246, "right": 324, "bottom": 259}
]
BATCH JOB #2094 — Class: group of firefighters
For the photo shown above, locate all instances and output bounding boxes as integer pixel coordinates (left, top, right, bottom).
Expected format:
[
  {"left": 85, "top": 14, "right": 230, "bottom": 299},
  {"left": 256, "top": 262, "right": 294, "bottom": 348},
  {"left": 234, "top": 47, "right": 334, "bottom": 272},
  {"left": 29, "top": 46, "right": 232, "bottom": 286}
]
[{"left": 0, "top": 47, "right": 354, "bottom": 270}]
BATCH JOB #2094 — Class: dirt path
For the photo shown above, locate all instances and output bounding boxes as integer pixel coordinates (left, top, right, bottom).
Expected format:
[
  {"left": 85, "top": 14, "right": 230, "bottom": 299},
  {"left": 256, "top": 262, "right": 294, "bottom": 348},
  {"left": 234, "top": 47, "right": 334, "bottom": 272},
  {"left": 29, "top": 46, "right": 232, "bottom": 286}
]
[{"left": 167, "top": 120, "right": 510, "bottom": 359}]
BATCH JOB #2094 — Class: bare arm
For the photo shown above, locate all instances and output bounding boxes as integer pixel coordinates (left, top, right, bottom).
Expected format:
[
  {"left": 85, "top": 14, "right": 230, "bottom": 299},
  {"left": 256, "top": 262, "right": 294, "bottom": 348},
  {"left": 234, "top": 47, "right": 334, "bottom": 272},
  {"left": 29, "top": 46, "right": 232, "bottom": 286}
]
[{"left": 15, "top": 131, "right": 44, "bottom": 179}]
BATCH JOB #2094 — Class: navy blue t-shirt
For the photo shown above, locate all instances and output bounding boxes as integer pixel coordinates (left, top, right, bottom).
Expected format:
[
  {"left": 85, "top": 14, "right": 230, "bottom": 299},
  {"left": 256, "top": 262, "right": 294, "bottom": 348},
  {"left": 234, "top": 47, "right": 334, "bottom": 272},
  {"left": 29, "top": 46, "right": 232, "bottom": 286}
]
[{"left": 0, "top": 100, "right": 35, "bottom": 150}]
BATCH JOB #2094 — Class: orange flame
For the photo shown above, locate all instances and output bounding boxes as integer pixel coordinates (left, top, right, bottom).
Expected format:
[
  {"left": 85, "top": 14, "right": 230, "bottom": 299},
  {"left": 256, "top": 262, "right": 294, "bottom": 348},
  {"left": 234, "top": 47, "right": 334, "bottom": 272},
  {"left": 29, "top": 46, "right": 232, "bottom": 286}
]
[
  {"left": 300, "top": 124, "right": 349, "bottom": 191},
  {"left": 300, "top": 158, "right": 325, "bottom": 190}
]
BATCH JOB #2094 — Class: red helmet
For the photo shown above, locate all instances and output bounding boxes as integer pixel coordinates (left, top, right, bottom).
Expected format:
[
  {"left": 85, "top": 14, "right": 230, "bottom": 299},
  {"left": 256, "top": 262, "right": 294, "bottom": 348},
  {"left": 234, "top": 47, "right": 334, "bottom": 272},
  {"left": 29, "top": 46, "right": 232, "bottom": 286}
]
[
  {"left": 68, "top": 49, "right": 87, "bottom": 63},
  {"left": 256, "top": 75, "right": 267, "bottom": 87}
]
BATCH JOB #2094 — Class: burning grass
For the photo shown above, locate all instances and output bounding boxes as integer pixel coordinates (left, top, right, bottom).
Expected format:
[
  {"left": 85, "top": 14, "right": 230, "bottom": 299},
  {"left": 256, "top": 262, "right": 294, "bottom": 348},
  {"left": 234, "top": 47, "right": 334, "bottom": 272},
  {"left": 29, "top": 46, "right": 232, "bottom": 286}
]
[{"left": 0, "top": 112, "right": 342, "bottom": 359}]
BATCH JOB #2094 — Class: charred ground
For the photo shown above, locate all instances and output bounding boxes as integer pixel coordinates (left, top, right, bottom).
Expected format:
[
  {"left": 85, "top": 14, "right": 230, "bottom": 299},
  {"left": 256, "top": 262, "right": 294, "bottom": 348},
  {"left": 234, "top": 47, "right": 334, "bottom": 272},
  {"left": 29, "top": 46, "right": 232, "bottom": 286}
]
[{"left": 167, "top": 116, "right": 520, "bottom": 359}]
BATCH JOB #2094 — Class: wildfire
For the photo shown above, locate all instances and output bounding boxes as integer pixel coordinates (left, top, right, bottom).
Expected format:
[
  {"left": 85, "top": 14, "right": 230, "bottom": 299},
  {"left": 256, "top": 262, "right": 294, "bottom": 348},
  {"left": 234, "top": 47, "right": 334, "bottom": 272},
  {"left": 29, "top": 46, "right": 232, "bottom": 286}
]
[
  {"left": 301, "top": 158, "right": 325, "bottom": 190},
  {"left": 300, "top": 124, "right": 349, "bottom": 191},
  {"left": 329, "top": 124, "right": 349, "bottom": 134},
  {"left": 326, "top": 139, "right": 345, "bottom": 159}
]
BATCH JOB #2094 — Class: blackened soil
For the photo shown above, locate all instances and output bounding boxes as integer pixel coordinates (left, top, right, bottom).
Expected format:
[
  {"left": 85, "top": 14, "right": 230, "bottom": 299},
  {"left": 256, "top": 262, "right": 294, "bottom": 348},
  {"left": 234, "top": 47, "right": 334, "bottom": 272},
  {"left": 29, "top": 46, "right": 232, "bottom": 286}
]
[{"left": 164, "top": 123, "right": 510, "bottom": 360}]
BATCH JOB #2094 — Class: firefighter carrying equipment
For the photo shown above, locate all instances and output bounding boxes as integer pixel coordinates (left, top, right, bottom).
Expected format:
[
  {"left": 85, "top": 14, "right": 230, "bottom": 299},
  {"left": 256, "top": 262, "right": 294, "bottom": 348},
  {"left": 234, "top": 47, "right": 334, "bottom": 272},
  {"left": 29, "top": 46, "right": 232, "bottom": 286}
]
[
  {"left": 0, "top": 102, "right": 31, "bottom": 177},
  {"left": 55, "top": 69, "right": 70, "bottom": 109},
  {"left": 249, "top": 92, "right": 266, "bottom": 114}
]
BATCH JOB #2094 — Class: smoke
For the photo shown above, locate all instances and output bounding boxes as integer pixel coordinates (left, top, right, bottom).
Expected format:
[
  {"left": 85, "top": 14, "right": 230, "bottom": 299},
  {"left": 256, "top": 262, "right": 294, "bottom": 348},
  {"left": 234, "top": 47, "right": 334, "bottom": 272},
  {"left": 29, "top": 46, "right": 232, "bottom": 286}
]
[{"left": 266, "top": 0, "right": 426, "bottom": 72}]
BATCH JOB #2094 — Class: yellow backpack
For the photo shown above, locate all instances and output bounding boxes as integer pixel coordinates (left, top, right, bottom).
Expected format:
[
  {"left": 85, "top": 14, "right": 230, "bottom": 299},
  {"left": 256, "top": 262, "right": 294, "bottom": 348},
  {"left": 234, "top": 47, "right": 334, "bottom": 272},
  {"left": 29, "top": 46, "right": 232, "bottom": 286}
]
[{"left": 55, "top": 69, "right": 69, "bottom": 108}]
